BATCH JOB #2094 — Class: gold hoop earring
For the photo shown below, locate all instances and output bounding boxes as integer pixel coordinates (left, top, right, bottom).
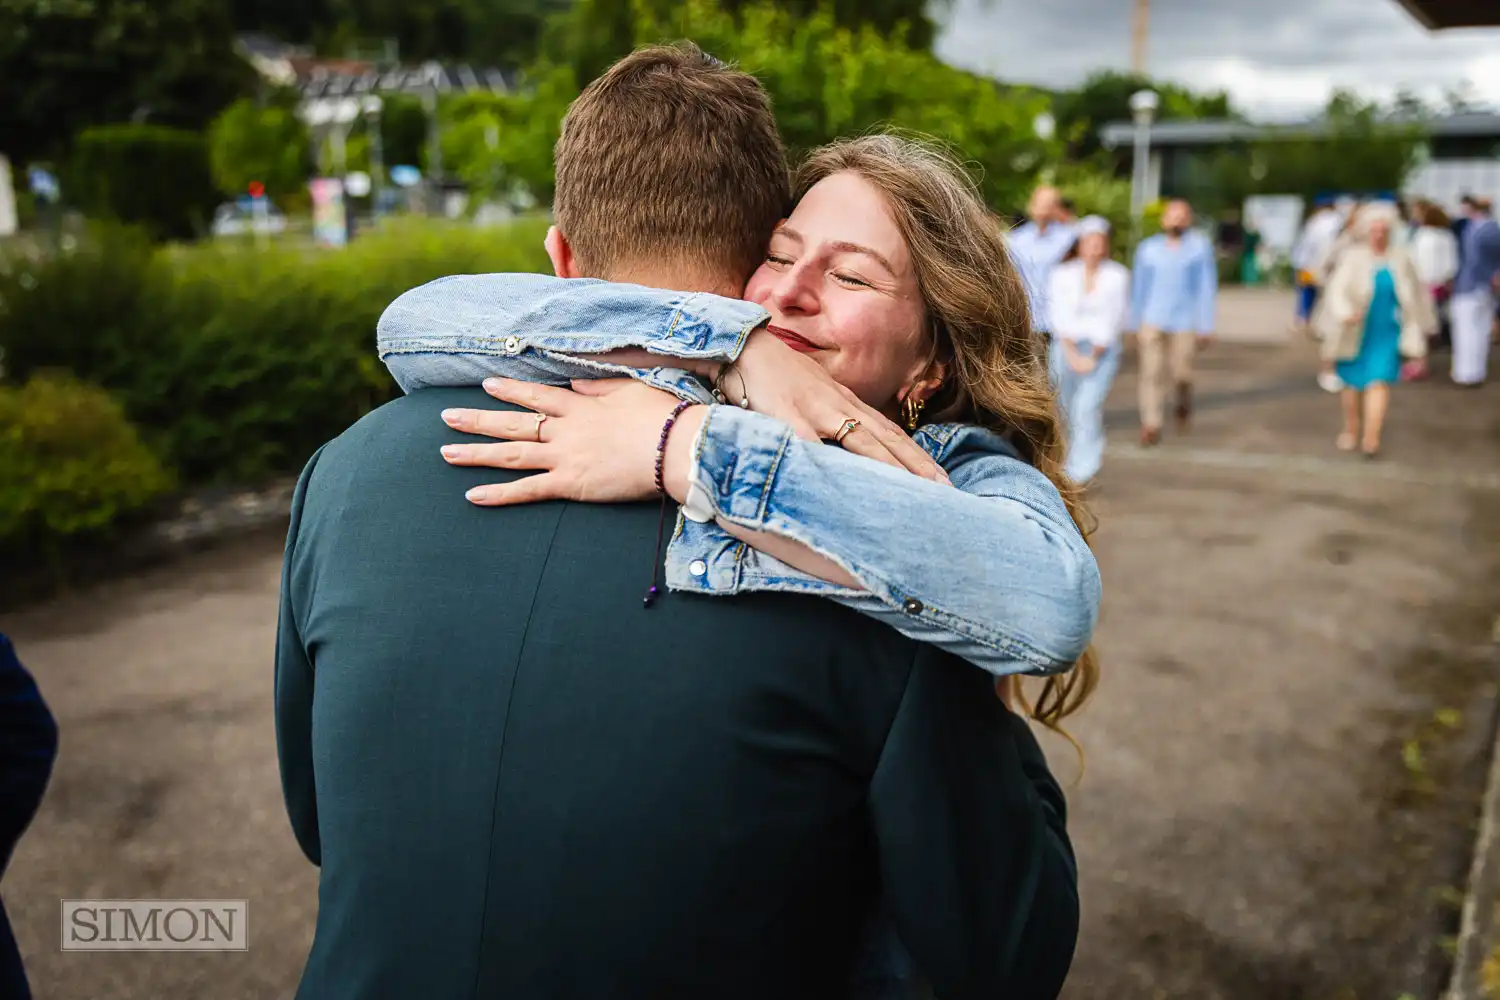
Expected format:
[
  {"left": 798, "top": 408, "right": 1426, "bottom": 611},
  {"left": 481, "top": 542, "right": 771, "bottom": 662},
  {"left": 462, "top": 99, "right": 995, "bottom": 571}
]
[{"left": 901, "top": 391, "right": 926, "bottom": 432}]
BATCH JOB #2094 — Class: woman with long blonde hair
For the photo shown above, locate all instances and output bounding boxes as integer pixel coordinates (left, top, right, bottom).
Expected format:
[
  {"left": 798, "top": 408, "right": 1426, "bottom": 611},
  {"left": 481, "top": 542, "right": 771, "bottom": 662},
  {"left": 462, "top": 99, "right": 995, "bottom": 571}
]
[{"left": 379, "top": 133, "right": 1100, "bottom": 998}]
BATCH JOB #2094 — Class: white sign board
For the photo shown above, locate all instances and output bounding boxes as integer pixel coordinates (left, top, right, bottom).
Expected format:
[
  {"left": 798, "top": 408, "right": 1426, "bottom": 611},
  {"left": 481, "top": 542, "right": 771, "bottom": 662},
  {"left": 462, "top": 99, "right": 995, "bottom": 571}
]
[
  {"left": 344, "top": 171, "right": 371, "bottom": 198},
  {"left": 1244, "top": 195, "right": 1306, "bottom": 257},
  {"left": 1403, "top": 160, "right": 1500, "bottom": 214},
  {"left": 0, "top": 157, "right": 16, "bottom": 237}
]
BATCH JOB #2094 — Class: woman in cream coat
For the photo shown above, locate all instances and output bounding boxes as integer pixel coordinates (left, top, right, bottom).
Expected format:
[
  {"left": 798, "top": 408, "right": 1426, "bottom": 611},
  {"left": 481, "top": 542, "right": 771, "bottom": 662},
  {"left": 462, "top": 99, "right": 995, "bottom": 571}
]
[{"left": 1316, "top": 202, "right": 1437, "bottom": 458}]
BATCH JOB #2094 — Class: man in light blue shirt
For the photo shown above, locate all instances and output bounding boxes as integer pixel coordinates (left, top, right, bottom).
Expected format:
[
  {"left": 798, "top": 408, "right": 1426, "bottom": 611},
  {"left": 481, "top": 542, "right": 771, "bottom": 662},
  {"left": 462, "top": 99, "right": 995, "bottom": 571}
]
[
  {"left": 1451, "top": 196, "right": 1500, "bottom": 387},
  {"left": 1007, "top": 186, "right": 1078, "bottom": 337},
  {"left": 1129, "top": 199, "right": 1218, "bottom": 445}
]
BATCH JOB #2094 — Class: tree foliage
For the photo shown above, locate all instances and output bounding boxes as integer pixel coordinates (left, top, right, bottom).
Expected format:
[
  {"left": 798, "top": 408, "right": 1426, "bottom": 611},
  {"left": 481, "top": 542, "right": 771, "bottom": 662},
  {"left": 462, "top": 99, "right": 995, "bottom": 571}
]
[
  {"left": 207, "top": 94, "right": 311, "bottom": 200},
  {"left": 67, "top": 125, "right": 219, "bottom": 240},
  {"left": 227, "top": 0, "right": 573, "bottom": 69},
  {"left": 1053, "top": 69, "right": 1234, "bottom": 164},
  {"left": 543, "top": 0, "right": 945, "bottom": 92},
  {"left": 445, "top": 0, "right": 1055, "bottom": 215},
  {"left": 0, "top": 0, "right": 255, "bottom": 165},
  {"left": 1209, "top": 91, "right": 1424, "bottom": 207}
]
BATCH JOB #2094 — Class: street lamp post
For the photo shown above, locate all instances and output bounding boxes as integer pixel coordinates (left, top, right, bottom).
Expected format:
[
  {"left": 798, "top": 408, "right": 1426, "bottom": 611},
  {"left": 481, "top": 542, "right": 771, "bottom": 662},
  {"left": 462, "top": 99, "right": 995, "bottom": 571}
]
[
  {"left": 1032, "top": 111, "right": 1057, "bottom": 184},
  {"left": 1129, "top": 88, "right": 1159, "bottom": 240},
  {"left": 363, "top": 96, "right": 385, "bottom": 217},
  {"left": 422, "top": 83, "right": 444, "bottom": 217}
]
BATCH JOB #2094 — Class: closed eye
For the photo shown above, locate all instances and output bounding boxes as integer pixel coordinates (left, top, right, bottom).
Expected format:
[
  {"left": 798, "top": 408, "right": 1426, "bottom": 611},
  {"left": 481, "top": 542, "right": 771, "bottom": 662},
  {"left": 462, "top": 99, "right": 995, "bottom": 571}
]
[
  {"left": 834, "top": 273, "right": 872, "bottom": 288},
  {"left": 765, "top": 253, "right": 794, "bottom": 268}
]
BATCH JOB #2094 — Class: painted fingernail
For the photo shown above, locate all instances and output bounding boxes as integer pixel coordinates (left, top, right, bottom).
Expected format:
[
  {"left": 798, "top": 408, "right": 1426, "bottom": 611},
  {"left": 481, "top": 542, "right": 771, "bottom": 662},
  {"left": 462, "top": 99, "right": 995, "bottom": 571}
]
[
  {"left": 441, "top": 445, "right": 461, "bottom": 460},
  {"left": 466, "top": 487, "right": 489, "bottom": 503},
  {"left": 441, "top": 409, "right": 462, "bottom": 426}
]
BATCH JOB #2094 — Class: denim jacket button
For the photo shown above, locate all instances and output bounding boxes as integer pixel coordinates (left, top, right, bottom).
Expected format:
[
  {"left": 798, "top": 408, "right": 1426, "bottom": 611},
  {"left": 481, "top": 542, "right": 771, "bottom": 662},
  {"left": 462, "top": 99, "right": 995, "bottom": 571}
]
[
  {"left": 902, "top": 597, "right": 924, "bottom": 615},
  {"left": 689, "top": 560, "right": 708, "bottom": 577},
  {"left": 502, "top": 336, "right": 522, "bottom": 354}
]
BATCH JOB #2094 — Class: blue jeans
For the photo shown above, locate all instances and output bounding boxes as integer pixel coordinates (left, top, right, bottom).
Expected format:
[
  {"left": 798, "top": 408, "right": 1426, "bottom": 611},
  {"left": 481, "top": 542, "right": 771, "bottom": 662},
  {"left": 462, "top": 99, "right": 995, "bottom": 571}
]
[
  {"left": 1296, "top": 283, "right": 1319, "bottom": 322},
  {"left": 1051, "top": 341, "right": 1122, "bottom": 484}
]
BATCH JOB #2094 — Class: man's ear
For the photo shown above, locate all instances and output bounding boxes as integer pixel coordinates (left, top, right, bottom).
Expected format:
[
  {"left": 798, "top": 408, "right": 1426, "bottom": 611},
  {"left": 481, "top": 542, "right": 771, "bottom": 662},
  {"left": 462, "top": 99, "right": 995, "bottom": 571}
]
[{"left": 545, "top": 226, "right": 580, "bottom": 278}]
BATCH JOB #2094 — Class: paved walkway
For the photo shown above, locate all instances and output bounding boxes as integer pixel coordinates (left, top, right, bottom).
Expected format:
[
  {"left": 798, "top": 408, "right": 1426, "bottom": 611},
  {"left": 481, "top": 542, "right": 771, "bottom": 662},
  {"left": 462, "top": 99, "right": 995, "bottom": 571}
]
[{"left": 3, "top": 338, "right": 1497, "bottom": 999}]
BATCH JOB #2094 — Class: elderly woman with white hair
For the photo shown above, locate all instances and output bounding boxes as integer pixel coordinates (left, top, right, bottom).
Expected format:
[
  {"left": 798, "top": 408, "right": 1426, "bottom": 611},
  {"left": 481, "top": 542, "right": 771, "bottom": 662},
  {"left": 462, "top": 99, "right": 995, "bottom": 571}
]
[
  {"left": 1048, "top": 215, "right": 1130, "bottom": 484},
  {"left": 1317, "top": 201, "right": 1437, "bottom": 458}
]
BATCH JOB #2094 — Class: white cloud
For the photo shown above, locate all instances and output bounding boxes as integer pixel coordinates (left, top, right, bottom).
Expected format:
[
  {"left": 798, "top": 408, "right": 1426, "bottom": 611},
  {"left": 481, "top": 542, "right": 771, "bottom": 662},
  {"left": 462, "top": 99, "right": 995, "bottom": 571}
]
[{"left": 934, "top": 0, "right": 1500, "bottom": 116}]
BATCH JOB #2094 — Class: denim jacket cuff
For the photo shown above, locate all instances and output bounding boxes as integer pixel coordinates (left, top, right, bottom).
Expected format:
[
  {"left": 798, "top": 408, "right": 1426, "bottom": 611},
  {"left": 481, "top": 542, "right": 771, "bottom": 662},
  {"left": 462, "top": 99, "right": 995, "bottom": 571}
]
[
  {"left": 690, "top": 406, "right": 794, "bottom": 525},
  {"left": 648, "top": 295, "right": 769, "bottom": 360}
]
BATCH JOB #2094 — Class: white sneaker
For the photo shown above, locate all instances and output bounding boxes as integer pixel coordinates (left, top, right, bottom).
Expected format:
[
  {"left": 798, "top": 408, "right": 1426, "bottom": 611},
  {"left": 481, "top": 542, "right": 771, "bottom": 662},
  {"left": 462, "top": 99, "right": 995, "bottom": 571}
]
[{"left": 1317, "top": 371, "right": 1344, "bottom": 393}]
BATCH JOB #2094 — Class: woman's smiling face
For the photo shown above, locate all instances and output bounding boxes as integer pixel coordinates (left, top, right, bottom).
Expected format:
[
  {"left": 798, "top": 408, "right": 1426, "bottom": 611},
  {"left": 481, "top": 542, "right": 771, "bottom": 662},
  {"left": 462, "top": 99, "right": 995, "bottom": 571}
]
[{"left": 743, "top": 171, "right": 933, "bottom": 412}]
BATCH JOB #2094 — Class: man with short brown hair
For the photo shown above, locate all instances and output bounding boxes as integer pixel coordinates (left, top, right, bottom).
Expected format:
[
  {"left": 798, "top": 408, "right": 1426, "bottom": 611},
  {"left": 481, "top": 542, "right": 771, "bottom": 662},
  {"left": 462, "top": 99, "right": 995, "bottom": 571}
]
[{"left": 551, "top": 43, "right": 788, "bottom": 288}]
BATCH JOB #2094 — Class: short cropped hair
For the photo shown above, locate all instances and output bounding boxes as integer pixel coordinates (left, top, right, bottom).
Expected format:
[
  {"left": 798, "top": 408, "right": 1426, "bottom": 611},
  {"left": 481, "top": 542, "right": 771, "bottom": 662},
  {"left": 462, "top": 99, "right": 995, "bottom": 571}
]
[{"left": 553, "top": 43, "right": 789, "bottom": 283}]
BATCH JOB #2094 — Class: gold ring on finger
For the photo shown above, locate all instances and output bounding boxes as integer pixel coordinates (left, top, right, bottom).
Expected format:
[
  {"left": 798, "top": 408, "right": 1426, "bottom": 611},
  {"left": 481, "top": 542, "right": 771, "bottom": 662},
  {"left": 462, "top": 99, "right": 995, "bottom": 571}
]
[
  {"left": 833, "top": 418, "right": 860, "bottom": 444},
  {"left": 533, "top": 412, "right": 548, "bottom": 442}
]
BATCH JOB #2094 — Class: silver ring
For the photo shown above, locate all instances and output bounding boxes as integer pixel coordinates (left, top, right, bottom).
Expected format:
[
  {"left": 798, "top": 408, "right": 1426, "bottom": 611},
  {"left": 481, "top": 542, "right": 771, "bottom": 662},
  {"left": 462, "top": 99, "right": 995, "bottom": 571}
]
[{"left": 833, "top": 418, "right": 860, "bottom": 444}]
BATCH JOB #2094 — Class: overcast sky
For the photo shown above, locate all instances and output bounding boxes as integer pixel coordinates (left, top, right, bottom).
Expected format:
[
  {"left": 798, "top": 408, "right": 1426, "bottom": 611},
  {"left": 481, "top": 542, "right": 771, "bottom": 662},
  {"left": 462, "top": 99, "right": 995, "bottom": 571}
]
[{"left": 934, "top": 0, "right": 1500, "bottom": 117}]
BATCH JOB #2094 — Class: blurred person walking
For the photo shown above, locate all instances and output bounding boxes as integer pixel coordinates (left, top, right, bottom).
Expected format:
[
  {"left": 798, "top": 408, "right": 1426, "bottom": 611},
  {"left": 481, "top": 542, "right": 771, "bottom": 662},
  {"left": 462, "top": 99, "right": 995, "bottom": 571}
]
[
  {"left": 1292, "top": 199, "right": 1343, "bottom": 338},
  {"left": 1317, "top": 203, "right": 1436, "bottom": 458},
  {"left": 1451, "top": 196, "right": 1500, "bottom": 387},
  {"left": 1409, "top": 200, "right": 1459, "bottom": 351},
  {"left": 1311, "top": 202, "right": 1371, "bottom": 392},
  {"left": 0, "top": 634, "right": 58, "bottom": 1000},
  {"left": 1129, "top": 199, "right": 1217, "bottom": 446},
  {"left": 1049, "top": 216, "right": 1129, "bottom": 486},
  {"left": 1008, "top": 186, "right": 1078, "bottom": 341}
]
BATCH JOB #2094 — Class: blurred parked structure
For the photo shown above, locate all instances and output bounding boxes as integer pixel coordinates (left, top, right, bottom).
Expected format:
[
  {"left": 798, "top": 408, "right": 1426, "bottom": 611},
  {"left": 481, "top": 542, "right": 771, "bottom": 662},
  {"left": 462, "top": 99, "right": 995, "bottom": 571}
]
[
  {"left": 234, "top": 34, "right": 516, "bottom": 109},
  {"left": 1394, "top": 0, "right": 1500, "bottom": 29},
  {"left": 1098, "top": 112, "right": 1500, "bottom": 209}
]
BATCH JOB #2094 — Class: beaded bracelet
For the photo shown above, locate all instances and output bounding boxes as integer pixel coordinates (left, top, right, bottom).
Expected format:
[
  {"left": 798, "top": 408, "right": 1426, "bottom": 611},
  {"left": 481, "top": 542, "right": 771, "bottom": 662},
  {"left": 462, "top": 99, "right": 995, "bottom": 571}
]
[{"left": 645, "top": 400, "right": 696, "bottom": 607}]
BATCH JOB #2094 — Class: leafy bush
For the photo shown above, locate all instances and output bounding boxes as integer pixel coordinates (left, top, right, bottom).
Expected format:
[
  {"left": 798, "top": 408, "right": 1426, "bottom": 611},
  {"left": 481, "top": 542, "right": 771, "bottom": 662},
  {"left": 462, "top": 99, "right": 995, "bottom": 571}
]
[
  {"left": 68, "top": 125, "right": 219, "bottom": 241},
  {"left": 382, "top": 94, "right": 432, "bottom": 173},
  {"left": 0, "top": 218, "right": 553, "bottom": 486},
  {"left": 1055, "top": 166, "right": 1134, "bottom": 247},
  {"left": 442, "top": 65, "right": 577, "bottom": 207},
  {"left": 0, "top": 374, "right": 175, "bottom": 553},
  {"left": 208, "top": 95, "right": 312, "bottom": 202}
]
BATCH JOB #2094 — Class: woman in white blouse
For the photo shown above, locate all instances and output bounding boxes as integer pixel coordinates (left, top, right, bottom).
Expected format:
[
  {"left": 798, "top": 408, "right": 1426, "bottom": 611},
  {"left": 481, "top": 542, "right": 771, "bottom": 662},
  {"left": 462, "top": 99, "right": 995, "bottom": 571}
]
[
  {"left": 1409, "top": 199, "right": 1459, "bottom": 350},
  {"left": 1047, "top": 215, "right": 1131, "bottom": 485}
]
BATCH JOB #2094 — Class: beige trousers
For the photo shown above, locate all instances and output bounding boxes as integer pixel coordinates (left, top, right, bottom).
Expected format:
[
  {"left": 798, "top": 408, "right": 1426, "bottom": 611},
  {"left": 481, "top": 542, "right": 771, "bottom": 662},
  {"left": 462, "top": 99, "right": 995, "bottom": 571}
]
[{"left": 1137, "top": 325, "right": 1198, "bottom": 428}]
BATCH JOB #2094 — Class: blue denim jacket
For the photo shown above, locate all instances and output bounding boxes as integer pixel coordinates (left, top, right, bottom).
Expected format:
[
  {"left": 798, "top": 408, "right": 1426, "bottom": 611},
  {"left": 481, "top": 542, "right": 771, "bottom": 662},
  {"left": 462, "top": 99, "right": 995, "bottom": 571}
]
[{"left": 378, "top": 274, "right": 1100, "bottom": 678}]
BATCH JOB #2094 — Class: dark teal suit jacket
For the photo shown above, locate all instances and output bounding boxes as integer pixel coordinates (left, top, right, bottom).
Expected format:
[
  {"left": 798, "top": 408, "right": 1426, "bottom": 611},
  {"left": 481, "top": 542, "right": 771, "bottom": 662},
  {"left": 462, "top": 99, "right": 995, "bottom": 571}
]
[{"left": 275, "top": 388, "right": 1077, "bottom": 999}]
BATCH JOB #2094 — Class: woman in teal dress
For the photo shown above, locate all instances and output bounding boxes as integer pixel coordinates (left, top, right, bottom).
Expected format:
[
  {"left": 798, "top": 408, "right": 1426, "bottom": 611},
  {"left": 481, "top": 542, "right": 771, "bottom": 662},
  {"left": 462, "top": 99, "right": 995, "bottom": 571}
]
[
  {"left": 1336, "top": 265, "right": 1402, "bottom": 388},
  {"left": 1318, "top": 204, "right": 1435, "bottom": 458}
]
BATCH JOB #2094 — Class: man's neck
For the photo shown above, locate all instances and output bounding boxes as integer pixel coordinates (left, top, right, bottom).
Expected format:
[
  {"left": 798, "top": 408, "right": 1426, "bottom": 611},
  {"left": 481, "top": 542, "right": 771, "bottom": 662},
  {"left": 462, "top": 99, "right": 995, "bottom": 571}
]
[{"left": 604, "top": 266, "right": 744, "bottom": 299}]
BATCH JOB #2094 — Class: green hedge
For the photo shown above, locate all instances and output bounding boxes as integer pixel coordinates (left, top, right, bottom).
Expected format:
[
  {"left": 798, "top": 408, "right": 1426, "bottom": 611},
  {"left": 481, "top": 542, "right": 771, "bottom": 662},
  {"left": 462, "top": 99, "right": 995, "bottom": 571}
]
[
  {"left": 0, "top": 374, "right": 175, "bottom": 554},
  {"left": 0, "top": 218, "right": 553, "bottom": 491},
  {"left": 68, "top": 125, "right": 219, "bottom": 241}
]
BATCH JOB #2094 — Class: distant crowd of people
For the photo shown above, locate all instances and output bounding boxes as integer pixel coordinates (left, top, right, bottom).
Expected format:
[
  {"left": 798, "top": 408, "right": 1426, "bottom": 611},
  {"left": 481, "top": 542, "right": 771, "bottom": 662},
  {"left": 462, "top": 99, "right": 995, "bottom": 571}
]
[
  {"left": 1007, "top": 187, "right": 1218, "bottom": 486},
  {"left": 1004, "top": 186, "right": 1498, "bottom": 479},
  {"left": 1293, "top": 193, "right": 1499, "bottom": 455}
]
